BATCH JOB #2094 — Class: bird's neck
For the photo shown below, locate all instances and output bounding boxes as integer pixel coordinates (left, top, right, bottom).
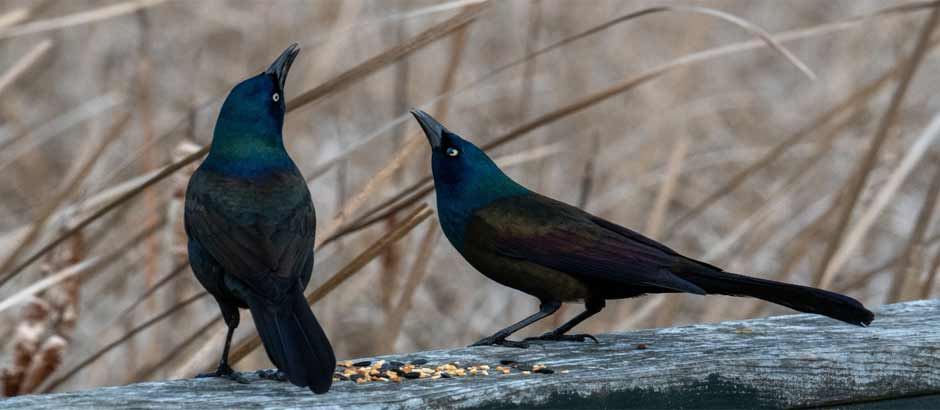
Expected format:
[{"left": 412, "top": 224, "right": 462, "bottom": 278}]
[
  {"left": 435, "top": 174, "right": 528, "bottom": 251},
  {"left": 205, "top": 129, "right": 295, "bottom": 177}
]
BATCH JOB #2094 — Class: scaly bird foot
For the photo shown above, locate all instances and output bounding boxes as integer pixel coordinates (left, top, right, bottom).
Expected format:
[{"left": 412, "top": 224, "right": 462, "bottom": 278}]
[
  {"left": 196, "top": 363, "right": 250, "bottom": 384},
  {"left": 469, "top": 335, "right": 529, "bottom": 349},
  {"left": 524, "top": 333, "right": 599, "bottom": 344},
  {"left": 256, "top": 369, "right": 289, "bottom": 382}
]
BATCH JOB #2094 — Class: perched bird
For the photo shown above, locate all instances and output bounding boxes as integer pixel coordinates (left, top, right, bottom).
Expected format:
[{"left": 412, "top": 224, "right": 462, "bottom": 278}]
[
  {"left": 411, "top": 109, "right": 874, "bottom": 348},
  {"left": 185, "top": 44, "right": 335, "bottom": 393}
]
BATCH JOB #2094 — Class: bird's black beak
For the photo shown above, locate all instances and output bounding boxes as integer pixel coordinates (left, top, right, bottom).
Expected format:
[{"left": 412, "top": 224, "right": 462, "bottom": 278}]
[
  {"left": 410, "top": 108, "right": 445, "bottom": 149},
  {"left": 266, "top": 43, "right": 300, "bottom": 91}
]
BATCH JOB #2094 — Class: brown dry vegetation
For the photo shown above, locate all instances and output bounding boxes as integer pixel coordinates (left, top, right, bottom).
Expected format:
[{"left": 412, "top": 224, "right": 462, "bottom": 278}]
[{"left": 0, "top": 0, "right": 939, "bottom": 395}]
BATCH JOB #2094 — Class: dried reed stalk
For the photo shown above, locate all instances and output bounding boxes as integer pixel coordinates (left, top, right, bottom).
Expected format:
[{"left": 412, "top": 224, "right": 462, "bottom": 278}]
[
  {"left": 921, "top": 245, "right": 940, "bottom": 299},
  {"left": 517, "top": 0, "right": 542, "bottom": 119},
  {"left": 287, "top": 1, "right": 487, "bottom": 111},
  {"left": 815, "top": 4, "right": 940, "bottom": 287},
  {"left": 345, "top": 3, "right": 934, "bottom": 239},
  {"left": 16, "top": 231, "right": 84, "bottom": 395},
  {"left": 0, "top": 8, "right": 30, "bottom": 30},
  {"left": 0, "top": 0, "right": 168, "bottom": 40},
  {"left": 886, "top": 159, "right": 940, "bottom": 302},
  {"left": 381, "top": 220, "right": 441, "bottom": 348},
  {"left": 665, "top": 36, "right": 940, "bottom": 237},
  {"left": 645, "top": 137, "right": 689, "bottom": 239},
  {"left": 130, "top": 314, "right": 214, "bottom": 382},
  {"left": 40, "top": 291, "right": 206, "bottom": 393},
  {"left": 1, "top": 298, "right": 50, "bottom": 396},
  {"left": 115, "top": 261, "right": 188, "bottom": 322},
  {"left": 819, "top": 111, "right": 940, "bottom": 288},
  {"left": 1, "top": 216, "right": 162, "bottom": 318},
  {"left": 0, "top": 112, "right": 130, "bottom": 282},
  {"left": 0, "top": 39, "right": 52, "bottom": 97},
  {"left": 2, "top": 216, "right": 181, "bottom": 394}
]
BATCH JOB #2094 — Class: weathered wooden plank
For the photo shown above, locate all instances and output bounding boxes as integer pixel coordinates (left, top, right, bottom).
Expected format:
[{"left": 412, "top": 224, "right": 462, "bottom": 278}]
[{"left": 3, "top": 300, "right": 939, "bottom": 409}]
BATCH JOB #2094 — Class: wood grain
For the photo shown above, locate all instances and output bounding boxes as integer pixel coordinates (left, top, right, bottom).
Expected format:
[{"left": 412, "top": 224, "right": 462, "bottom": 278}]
[{"left": 4, "top": 300, "right": 939, "bottom": 409}]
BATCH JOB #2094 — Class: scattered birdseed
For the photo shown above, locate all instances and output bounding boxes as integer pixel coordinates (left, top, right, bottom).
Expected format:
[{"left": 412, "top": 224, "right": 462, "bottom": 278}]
[{"left": 332, "top": 358, "right": 561, "bottom": 385}]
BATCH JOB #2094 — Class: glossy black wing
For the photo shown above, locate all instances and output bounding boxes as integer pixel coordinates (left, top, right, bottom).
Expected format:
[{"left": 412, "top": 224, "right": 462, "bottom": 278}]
[
  {"left": 466, "top": 193, "right": 704, "bottom": 294},
  {"left": 184, "top": 167, "right": 315, "bottom": 301}
]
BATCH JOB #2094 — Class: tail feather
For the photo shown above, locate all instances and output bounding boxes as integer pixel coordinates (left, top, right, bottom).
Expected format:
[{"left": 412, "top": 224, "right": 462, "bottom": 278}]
[
  {"left": 681, "top": 267, "right": 874, "bottom": 326},
  {"left": 246, "top": 290, "right": 336, "bottom": 394}
]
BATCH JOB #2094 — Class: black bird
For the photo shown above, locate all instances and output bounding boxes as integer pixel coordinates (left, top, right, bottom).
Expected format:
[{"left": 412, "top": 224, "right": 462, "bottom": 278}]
[
  {"left": 411, "top": 109, "right": 874, "bottom": 348},
  {"left": 185, "top": 44, "right": 335, "bottom": 393}
]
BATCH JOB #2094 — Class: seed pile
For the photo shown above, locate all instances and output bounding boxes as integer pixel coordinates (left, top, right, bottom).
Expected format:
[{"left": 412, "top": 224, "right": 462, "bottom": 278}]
[{"left": 333, "top": 358, "right": 565, "bottom": 384}]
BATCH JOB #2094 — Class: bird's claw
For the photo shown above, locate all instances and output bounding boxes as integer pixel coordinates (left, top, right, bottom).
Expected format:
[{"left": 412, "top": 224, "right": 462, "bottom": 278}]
[
  {"left": 469, "top": 335, "right": 529, "bottom": 349},
  {"left": 524, "top": 332, "right": 599, "bottom": 344},
  {"left": 196, "top": 363, "right": 250, "bottom": 384},
  {"left": 256, "top": 369, "right": 289, "bottom": 382}
]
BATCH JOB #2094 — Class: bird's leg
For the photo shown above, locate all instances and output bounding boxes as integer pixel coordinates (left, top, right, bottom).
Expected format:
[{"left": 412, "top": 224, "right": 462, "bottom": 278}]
[
  {"left": 470, "top": 300, "right": 561, "bottom": 348},
  {"left": 197, "top": 306, "right": 249, "bottom": 384},
  {"left": 525, "top": 298, "right": 605, "bottom": 343}
]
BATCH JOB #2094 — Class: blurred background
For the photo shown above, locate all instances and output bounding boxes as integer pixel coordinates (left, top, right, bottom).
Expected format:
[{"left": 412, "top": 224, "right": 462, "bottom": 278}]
[{"left": 1, "top": 0, "right": 939, "bottom": 395}]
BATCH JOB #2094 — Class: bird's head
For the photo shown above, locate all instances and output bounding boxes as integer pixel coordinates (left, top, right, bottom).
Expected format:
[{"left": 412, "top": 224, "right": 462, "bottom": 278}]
[
  {"left": 212, "top": 43, "right": 300, "bottom": 151},
  {"left": 411, "top": 109, "right": 527, "bottom": 201}
]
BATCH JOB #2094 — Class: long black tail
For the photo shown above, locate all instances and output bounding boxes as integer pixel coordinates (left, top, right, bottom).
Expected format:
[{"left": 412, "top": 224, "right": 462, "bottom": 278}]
[
  {"left": 681, "top": 267, "right": 874, "bottom": 326},
  {"left": 245, "top": 289, "right": 336, "bottom": 394}
]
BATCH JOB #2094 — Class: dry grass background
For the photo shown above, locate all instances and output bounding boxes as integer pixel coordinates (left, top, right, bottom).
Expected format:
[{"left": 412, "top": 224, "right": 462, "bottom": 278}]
[{"left": 0, "top": 0, "right": 939, "bottom": 395}]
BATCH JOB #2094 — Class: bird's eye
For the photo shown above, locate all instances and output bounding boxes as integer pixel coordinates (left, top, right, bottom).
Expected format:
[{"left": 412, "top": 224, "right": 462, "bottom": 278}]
[
  {"left": 272, "top": 93, "right": 280, "bottom": 102},
  {"left": 446, "top": 147, "right": 459, "bottom": 157}
]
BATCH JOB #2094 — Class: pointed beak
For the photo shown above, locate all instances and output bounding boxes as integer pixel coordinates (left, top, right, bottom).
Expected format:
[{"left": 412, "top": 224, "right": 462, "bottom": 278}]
[
  {"left": 266, "top": 43, "right": 300, "bottom": 91},
  {"left": 410, "top": 108, "right": 445, "bottom": 149}
]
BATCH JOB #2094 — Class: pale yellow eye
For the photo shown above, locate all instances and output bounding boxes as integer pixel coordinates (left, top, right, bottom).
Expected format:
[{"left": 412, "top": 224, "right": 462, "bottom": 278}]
[
  {"left": 446, "top": 147, "right": 459, "bottom": 157},
  {"left": 272, "top": 93, "right": 280, "bottom": 102}
]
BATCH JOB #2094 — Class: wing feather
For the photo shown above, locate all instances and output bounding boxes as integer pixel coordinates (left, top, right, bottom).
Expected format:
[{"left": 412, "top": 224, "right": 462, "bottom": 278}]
[
  {"left": 184, "top": 167, "right": 315, "bottom": 301},
  {"left": 467, "top": 194, "right": 704, "bottom": 294}
]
